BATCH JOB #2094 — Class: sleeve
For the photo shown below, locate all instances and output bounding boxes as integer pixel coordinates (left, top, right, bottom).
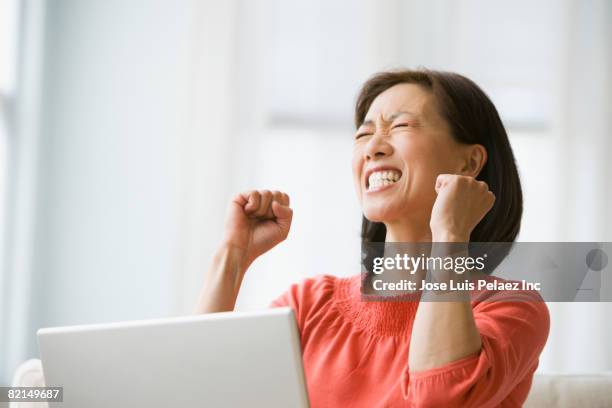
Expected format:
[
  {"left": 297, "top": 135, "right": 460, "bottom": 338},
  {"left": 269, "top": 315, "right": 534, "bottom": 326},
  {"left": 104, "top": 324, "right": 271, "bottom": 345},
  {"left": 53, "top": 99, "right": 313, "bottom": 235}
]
[
  {"left": 269, "top": 274, "right": 335, "bottom": 341},
  {"left": 401, "top": 290, "right": 550, "bottom": 408}
]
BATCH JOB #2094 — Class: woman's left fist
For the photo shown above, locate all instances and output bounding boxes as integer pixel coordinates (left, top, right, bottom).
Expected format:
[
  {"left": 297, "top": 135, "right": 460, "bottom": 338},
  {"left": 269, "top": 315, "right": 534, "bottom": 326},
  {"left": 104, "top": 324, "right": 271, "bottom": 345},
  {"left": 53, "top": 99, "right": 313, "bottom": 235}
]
[{"left": 429, "top": 174, "right": 495, "bottom": 242}]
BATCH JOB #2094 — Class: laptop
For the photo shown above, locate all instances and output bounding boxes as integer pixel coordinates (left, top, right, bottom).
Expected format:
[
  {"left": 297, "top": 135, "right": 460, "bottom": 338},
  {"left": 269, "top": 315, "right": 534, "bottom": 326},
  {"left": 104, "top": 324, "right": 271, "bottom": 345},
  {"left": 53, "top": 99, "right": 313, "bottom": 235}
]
[{"left": 37, "top": 307, "right": 310, "bottom": 407}]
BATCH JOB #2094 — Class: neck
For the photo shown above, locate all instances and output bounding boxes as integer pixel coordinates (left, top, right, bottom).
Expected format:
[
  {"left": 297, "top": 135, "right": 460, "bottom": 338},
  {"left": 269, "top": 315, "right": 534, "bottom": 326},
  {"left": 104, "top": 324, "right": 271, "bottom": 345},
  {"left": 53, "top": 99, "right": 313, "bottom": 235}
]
[
  {"left": 362, "top": 215, "right": 432, "bottom": 296},
  {"left": 384, "top": 217, "right": 432, "bottom": 243}
]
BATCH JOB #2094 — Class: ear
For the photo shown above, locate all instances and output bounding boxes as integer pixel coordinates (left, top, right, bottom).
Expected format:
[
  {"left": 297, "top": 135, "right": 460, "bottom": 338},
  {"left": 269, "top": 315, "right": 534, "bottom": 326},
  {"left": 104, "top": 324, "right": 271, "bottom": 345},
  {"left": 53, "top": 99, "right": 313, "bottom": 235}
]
[{"left": 460, "top": 144, "right": 487, "bottom": 177}]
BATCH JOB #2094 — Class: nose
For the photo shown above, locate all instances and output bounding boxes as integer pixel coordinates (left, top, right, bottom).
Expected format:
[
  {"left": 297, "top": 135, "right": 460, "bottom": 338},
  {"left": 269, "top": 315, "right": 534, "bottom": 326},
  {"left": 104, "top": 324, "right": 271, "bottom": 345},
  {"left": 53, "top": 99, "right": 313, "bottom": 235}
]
[{"left": 364, "top": 131, "right": 393, "bottom": 161}]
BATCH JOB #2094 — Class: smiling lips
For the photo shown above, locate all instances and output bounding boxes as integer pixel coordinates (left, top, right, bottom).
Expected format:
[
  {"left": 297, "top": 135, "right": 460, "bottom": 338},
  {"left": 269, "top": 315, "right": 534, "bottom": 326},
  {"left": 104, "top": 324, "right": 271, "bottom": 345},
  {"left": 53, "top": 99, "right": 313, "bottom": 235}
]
[{"left": 366, "top": 168, "right": 402, "bottom": 191}]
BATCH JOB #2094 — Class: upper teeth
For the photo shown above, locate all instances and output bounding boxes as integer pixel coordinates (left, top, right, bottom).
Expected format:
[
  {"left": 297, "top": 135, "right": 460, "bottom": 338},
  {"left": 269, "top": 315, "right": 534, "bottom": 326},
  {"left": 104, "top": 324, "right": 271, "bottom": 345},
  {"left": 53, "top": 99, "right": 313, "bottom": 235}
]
[{"left": 368, "top": 170, "right": 401, "bottom": 189}]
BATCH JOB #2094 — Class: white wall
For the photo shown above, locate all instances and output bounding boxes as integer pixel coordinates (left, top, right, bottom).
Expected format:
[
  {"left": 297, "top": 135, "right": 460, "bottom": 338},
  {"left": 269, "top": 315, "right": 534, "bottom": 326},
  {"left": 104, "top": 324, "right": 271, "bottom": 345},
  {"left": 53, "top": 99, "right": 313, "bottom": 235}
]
[
  {"left": 23, "top": 0, "right": 193, "bottom": 357},
  {"left": 2, "top": 0, "right": 242, "bottom": 383}
]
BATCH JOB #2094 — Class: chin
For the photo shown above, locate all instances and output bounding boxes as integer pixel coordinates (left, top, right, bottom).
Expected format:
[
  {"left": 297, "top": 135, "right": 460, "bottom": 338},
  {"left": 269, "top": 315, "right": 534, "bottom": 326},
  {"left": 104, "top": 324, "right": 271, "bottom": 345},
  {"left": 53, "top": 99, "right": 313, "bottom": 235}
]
[{"left": 361, "top": 204, "right": 399, "bottom": 223}]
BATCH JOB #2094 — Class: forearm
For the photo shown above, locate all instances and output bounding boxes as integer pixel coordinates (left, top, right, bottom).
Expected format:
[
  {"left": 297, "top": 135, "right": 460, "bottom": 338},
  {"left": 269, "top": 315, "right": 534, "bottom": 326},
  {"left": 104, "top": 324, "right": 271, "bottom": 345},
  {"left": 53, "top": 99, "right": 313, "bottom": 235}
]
[
  {"left": 408, "top": 235, "right": 482, "bottom": 372},
  {"left": 409, "top": 301, "right": 481, "bottom": 372},
  {"left": 193, "top": 244, "right": 250, "bottom": 314}
]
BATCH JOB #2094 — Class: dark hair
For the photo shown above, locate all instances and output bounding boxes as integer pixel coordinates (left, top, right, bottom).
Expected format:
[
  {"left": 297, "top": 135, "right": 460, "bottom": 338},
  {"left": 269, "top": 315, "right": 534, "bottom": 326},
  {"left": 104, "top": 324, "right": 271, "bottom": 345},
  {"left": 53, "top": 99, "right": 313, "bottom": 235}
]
[{"left": 356, "top": 69, "right": 522, "bottom": 273}]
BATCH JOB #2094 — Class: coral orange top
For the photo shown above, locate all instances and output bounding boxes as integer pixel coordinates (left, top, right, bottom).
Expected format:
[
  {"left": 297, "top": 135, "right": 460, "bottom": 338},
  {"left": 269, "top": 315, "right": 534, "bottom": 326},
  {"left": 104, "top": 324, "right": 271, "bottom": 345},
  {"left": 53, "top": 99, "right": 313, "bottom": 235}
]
[{"left": 270, "top": 274, "right": 549, "bottom": 408}]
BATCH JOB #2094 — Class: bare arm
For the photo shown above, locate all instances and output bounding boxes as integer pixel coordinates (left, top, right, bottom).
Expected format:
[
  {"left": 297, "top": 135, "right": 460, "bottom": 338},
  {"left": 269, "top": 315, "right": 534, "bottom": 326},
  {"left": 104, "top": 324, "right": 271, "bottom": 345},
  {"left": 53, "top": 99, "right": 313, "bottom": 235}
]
[
  {"left": 193, "top": 190, "right": 293, "bottom": 314},
  {"left": 408, "top": 234, "right": 482, "bottom": 371},
  {"left": 409, "top": 175, "right": 495, "bottom": 372},
  {"left": 193, "top": 244, "right": 248, "bottom": 314}
]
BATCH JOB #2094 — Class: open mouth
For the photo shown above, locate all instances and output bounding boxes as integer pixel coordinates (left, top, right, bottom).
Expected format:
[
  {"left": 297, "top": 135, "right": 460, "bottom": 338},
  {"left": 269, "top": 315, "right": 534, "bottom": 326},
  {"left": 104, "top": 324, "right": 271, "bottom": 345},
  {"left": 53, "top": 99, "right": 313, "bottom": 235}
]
[{"left": 366, "top": 169, "right": 402, "bottom": 191}]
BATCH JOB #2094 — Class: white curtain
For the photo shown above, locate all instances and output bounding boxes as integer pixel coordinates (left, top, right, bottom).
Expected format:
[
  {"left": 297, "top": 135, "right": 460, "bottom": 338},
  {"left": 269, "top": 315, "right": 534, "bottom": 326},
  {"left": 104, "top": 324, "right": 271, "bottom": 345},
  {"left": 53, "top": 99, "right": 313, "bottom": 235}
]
[
  {"left": 1, "top": 0, "right": 46, "bottom": 384},
  {"left": 538, "top": 0, "right": 612, "bottom": 373}
]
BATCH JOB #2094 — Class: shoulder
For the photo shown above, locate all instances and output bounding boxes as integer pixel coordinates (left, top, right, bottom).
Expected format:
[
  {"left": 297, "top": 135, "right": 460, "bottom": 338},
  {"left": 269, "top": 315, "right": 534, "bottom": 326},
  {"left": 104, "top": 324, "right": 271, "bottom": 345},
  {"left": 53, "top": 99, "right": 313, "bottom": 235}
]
[
  {"left": 269, "top": 274, "right": 339, "bottom": 316},
  {"left": 269, "top": 274, "right": 342, "bottom": 336}
]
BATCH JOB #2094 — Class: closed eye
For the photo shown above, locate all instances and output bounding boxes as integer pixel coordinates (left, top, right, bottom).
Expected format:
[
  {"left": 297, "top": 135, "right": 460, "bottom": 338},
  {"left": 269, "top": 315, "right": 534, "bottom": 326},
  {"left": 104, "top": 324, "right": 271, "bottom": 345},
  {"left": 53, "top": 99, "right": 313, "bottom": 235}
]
[
  {"left": 355, "top": 123, "right": 414, "bottom": 139},
  {"left": 392, "top": 123, "right": 410, "bottom": 129}
]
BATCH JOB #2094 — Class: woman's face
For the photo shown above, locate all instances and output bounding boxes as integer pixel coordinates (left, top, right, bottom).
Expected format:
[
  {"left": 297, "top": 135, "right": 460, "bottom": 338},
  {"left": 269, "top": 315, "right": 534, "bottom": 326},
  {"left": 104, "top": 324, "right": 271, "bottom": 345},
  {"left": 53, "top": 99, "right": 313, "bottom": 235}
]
[{"left": 352, "top": 83, "right": 466, "bottom": 224}]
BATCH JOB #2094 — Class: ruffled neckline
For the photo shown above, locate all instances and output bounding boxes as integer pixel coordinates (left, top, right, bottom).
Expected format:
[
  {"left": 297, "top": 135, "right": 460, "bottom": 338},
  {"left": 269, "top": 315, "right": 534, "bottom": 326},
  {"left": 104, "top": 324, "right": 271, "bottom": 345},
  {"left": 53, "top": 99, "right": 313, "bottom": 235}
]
[{"left": 332, "top": 274, "right": 420, "bottom": 337}]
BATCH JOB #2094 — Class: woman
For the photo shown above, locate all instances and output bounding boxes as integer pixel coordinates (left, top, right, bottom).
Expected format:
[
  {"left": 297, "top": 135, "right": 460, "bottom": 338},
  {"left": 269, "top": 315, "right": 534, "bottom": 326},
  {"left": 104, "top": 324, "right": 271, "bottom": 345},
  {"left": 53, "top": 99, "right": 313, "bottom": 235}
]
[{"left": 195, "top": 69, "right": 550, "bottom": 407}]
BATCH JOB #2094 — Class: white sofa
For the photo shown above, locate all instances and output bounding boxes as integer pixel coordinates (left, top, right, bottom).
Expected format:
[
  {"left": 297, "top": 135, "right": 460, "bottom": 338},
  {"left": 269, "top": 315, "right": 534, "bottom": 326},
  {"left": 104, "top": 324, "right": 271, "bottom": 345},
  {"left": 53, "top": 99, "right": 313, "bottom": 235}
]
[
  {"left": 524, "top": 372, "right": 612, "bottom": 408},
  {"left": 10, "top": 359, "right": 612, "bottom": 407}
]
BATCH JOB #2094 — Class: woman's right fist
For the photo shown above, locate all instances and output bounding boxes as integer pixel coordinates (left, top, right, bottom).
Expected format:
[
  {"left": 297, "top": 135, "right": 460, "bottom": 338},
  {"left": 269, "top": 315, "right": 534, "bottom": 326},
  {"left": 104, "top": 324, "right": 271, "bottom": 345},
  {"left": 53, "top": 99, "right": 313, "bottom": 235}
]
[{"left": 221, "top": 190, "right": 293, "bottom": 269}]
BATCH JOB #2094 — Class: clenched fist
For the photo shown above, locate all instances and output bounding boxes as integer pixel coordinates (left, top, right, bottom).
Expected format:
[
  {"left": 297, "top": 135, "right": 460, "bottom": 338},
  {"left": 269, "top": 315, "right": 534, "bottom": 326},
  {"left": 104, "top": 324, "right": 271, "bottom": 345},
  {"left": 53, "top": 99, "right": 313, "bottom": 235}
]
[
  {"left": 221, "top": 190, "right": 293, "bottom": 269},
  {"left": 430, "top": 174, "right": 495, "bottom": 242}
]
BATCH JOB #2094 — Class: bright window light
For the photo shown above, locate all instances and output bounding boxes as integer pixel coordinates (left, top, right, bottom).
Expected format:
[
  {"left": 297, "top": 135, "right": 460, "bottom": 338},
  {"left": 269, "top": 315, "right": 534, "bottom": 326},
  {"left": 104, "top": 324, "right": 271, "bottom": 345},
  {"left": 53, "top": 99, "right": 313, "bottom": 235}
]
[{"left": 0, "top": 0, "right": 19, "bottom": 94}]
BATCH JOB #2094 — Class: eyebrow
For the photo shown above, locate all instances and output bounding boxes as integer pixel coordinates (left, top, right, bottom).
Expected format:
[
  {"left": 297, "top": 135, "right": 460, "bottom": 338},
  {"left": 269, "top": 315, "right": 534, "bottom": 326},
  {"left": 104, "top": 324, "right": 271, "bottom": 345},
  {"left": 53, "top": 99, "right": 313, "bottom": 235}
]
[{"left": 360, "top": 111, "right": 420, "bottom": 127}]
